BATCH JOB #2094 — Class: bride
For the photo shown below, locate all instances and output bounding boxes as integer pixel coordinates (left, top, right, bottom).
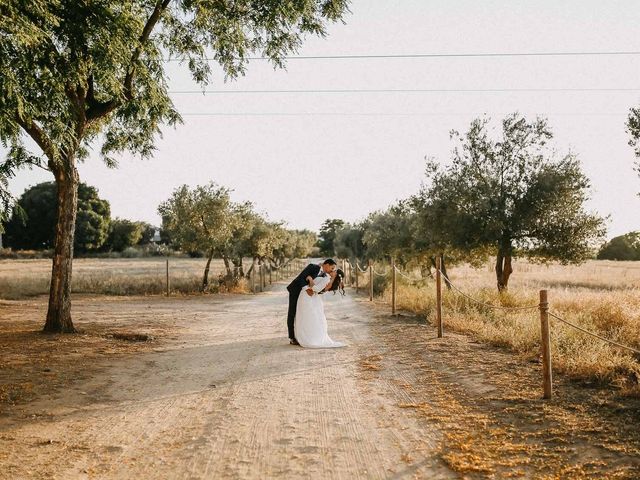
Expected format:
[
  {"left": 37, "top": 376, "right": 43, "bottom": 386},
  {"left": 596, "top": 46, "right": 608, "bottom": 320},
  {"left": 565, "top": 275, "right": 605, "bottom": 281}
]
[{"left": 294, "top": 268, "right": 346, "bottom": 348}]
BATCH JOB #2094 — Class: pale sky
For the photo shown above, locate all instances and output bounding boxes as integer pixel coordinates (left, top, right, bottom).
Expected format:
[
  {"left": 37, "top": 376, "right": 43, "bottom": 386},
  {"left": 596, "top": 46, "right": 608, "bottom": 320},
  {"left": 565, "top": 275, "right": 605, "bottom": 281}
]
[{"left": 7, "top": 0, "right": 640, "bottom": 238}]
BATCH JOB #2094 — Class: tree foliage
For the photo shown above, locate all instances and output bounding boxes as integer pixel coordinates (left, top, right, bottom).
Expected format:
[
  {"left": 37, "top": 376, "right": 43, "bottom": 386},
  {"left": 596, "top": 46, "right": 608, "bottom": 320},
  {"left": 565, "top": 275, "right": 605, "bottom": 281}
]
[
  {"left": 334, "top": 222, "right": 365, "bottom": 263},
  {"left": 329, "top": 114, "right": 607, "bottom": 291},
  {"left": 413, "top": 114, "right": 606, "bottom": 290},
  {"left": 159, "top": 182, "right": 315, "bottom": 289},
  {"left": 3, "top": 181, "right": 110, "bottom": 251},
  {"left": 105, "top": 218, "right": 144, "bottom": 252},
  {"left": 318, "top": 218, "right": 345, "bottom": 255},
  {"left": 597, "top": 232, "right": 640, "bottom": 261},
  {"left": 627, "top": 107, "right": 640, "bottom": 182},
  {"left": 361, "top": 202, "right": 416, "bottom": 265}
]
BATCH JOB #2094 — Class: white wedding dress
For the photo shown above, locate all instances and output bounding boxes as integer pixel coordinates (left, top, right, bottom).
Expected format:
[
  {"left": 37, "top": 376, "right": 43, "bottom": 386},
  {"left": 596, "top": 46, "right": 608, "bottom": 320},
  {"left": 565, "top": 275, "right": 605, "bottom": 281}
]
[{"left": 294, "top": 274, "right": 345, "bottom": 348}]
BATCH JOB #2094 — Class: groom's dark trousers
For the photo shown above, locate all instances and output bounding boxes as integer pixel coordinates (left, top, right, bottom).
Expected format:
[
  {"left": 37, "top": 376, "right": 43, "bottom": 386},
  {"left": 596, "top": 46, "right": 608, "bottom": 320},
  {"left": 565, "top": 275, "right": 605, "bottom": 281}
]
[{"left": 286, "top": 263, "right": 321, "bottom": 340}]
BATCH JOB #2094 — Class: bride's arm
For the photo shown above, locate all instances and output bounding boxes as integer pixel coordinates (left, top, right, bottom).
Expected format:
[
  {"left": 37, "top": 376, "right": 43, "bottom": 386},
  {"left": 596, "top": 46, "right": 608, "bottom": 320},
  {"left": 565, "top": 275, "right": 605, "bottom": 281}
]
[{"left": 311, "top": 275, "right": 331, "bottom": 293}]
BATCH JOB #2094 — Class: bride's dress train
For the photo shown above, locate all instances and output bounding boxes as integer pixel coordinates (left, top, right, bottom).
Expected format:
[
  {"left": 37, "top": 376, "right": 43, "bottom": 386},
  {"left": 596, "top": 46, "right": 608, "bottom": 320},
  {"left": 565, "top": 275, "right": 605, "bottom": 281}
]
[{"left": 294, "top": 275, "right": 345, "bottom": 348}]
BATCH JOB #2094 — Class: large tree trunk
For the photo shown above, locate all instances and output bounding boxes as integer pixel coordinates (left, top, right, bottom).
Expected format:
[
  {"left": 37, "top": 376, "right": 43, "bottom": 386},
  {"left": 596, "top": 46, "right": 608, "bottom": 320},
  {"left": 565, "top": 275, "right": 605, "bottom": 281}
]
[
  {"left": 495, "top": 245, "right": 513, "bottom": 292},
  {"left": 44, "top": 160, "right": 79, "bottom": 333},
  {"left": 202, "top": 248, "right": 215, "bottom": 292}
]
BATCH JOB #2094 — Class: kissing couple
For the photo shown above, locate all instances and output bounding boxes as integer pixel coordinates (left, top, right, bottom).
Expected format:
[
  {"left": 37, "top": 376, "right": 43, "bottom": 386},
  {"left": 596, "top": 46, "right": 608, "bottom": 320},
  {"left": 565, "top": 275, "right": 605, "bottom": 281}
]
[{"left": 286, "top": 259, "right": 346, "bottom": 348}]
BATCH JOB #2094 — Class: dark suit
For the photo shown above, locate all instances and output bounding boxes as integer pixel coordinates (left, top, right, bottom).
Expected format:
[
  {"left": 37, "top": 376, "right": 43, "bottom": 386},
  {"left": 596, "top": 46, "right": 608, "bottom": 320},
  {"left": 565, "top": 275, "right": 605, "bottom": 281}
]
[{"left": 286, "top": 263, "right": 322, "bottom": 340}]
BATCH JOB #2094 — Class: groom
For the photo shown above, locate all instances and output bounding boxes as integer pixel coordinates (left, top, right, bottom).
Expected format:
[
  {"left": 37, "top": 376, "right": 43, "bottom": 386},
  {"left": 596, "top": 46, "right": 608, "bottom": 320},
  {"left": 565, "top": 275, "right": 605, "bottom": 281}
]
[{"left": 286, "top": 258, "right": 337, "bottom": 345}]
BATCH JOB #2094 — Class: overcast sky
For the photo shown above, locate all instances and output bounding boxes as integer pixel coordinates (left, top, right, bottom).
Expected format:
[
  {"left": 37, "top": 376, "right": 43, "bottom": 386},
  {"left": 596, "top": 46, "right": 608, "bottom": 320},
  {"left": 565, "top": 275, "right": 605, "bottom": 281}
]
[{"left": 7, "top": 0, "right": 640, "bottom": 238}]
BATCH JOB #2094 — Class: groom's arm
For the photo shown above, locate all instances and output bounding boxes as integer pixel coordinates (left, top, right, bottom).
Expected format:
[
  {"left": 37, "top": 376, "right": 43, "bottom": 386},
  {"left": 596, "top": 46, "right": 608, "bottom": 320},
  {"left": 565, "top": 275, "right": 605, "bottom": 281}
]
[
  {"left": 304, "top": 263, "right": 321, "bottom": 277},
  {"left": 298, "top": 264, "right": 320, "bottom": 286}
]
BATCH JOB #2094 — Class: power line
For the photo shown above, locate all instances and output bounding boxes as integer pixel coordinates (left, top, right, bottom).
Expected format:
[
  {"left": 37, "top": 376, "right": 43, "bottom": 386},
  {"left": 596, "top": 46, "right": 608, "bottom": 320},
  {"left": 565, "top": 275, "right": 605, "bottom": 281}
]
[
  {"left": 168, "top": 87, "right": 640, "bottom": 94},
  {"left": 163, "top": 50, "right": 640, "bottom": 61},
  {"left": 179, "top": 112, "right": 628, "bottom": 117}
]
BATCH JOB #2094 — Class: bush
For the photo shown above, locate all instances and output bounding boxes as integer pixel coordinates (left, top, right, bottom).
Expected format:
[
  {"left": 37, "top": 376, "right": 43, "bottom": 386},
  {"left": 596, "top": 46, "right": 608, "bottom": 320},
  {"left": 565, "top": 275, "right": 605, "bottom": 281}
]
[
  {"left": 121, "top": 246, "right": 143, "bottom": 258},
  {"left": 105, "top": 218, "right": 144, "bottom": 252}
]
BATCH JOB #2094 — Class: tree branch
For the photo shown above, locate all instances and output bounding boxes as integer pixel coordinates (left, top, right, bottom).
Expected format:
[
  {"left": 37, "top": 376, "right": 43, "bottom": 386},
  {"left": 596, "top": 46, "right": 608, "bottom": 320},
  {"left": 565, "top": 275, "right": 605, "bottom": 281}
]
[
  {"left": 86, "top": 0, "right": 172, "bottom": 121},
  {"left": 14, "top": 113, "right": 56, "bottom": 166},
  {"left": 124, "top": 0, "right": 172, "bottom": 101}
]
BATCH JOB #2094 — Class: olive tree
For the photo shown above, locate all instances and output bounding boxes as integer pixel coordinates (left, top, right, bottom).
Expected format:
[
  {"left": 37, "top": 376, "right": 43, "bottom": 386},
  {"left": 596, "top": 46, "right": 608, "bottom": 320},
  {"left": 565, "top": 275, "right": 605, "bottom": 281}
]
[
  {"left": 422, "top": 114, "right": 606, "bottom": 291},
  {"left": 159, "top": 183, "right": 234, "bottom": 292},
  {"left": 0, "top": 0, "right": 349, "bottom": 332}
]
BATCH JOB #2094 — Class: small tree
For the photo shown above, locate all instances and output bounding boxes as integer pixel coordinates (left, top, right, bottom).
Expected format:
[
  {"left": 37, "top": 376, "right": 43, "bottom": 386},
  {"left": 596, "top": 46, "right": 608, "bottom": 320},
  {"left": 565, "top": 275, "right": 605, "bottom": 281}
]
[
  {"left": 290, "top": 229, "right": 318, "bottom": 259},
  {"left": 0, "top": 1, "right": 348, "bottom": 332},
  {"left": 361, "top": 203, "right": 416, "bottom": 265},
  {"left": 423, "top": 114, "right": 606, "bottom": 291},
  {"left": 223, "top": 202, "right": 259, "bottom": 280},
  {"left": 106, "top": 218, "right": 144, "bottom": 252},
  {"left": 159, "top": 183, "right": 233, "bottom": 291},
  {"left": 334, "top": 223, "right": 366, "bottom": 264}
]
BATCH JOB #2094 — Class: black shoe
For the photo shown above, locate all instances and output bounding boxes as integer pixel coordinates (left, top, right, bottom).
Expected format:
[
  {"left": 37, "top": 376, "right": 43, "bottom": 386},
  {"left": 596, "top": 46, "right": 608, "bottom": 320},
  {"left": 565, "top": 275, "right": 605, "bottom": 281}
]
[{"left": 289, "top": 338, "right": 300, "bottom": 346}]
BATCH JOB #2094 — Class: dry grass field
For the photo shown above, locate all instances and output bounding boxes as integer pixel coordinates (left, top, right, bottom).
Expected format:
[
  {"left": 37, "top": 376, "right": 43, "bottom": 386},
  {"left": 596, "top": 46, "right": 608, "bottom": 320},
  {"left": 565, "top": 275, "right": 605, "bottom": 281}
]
[
  {"left": 375, "top": 260, "right": 640, "bottom": 395},
  {"left": 0, "top": 257, "right": 231, "bottom": 299},
  {"left": 2, "top": 257, "right": 639, "bottom": 394}
]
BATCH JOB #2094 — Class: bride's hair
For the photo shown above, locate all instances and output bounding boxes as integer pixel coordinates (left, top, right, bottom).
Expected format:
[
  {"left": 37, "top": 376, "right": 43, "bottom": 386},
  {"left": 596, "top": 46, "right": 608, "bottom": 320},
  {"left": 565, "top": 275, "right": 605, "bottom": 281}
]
[{"left": 327, "top": 268, "right": 346, "bottom": 296}]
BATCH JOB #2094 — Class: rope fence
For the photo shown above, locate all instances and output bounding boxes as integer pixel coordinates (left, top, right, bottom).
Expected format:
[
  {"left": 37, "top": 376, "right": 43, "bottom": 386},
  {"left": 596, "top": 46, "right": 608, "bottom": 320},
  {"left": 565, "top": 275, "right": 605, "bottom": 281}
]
[
  {"left": 548, "top": 312, "right": 640, "bottom": 355},
  {"left": 342, "top": 255, "right": 640, "bottom": 400},
  {"left": 394, "top": 266, "right": 424, "bottom": 284},
  {"left": 439, "top": 271, "right": 539, "bottom": 311},
  {"left": 372, "top": 267, "right": 389, "bottom": 277}
]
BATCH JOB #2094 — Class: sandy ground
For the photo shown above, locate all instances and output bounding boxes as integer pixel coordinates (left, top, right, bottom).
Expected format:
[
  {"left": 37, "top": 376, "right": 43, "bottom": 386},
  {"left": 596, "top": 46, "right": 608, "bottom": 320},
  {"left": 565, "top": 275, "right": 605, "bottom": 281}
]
[{"left": 1, "top": 283, "right": 639, "bottom": 479}]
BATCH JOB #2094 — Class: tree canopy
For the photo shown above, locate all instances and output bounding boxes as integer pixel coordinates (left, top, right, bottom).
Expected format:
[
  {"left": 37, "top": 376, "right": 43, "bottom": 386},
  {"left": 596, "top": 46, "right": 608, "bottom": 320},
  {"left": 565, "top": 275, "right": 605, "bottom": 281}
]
[
  {"left": 159, "top": 182, "right": 315, "bottom": 290},
  {"left": 318, "top": 218, "right": 345, "bottom": 256},
  {"left": 413, "top": 114, "right": 606, "bottom": 290},
  {"left": 597, "top": 232, "right": 640, "bottom": 261},
  {"left": 3, "top": 181, "right": 110, "bottom": 251}
]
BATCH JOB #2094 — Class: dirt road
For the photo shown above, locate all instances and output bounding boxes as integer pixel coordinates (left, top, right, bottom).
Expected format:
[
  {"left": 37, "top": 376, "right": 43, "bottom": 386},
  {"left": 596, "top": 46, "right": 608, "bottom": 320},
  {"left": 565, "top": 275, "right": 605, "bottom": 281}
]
[{"left": 1, "top": 283, "right": 639, "bottom": 479}]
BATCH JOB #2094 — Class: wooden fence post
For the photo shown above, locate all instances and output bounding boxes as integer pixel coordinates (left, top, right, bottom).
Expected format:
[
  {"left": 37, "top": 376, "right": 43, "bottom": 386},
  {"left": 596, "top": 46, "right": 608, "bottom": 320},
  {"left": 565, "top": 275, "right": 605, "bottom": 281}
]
[
  {"left": 251, "top": 266, "right": 256, "bottom": 293},
  {"left": 540, "top": 289, "right": 553, "bottom": 399},
  {"left": 436, "top": 257, "right": 443, "bottom": 338},
  {"left": 166, "top": 258, "right": 170, "bottom": 297},
  {"left": 355, "top": 259, "right": 359, "bottom": 293},
  {"left": 368, "top": 260, "right": 373, "bottom": 301},
  {"left": 391, "top": 257, "right": 397, "bottom": 316}
]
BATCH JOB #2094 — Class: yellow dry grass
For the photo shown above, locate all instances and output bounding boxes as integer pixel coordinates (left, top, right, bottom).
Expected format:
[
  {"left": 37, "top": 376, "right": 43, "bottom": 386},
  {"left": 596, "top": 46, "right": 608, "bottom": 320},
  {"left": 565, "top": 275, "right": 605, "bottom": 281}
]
[
  {"left": 374, "top": 260, "right": 640, "bottom": 394},
  {"left": 0, "top": 258, "right": 236, "bottom": 299}
]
